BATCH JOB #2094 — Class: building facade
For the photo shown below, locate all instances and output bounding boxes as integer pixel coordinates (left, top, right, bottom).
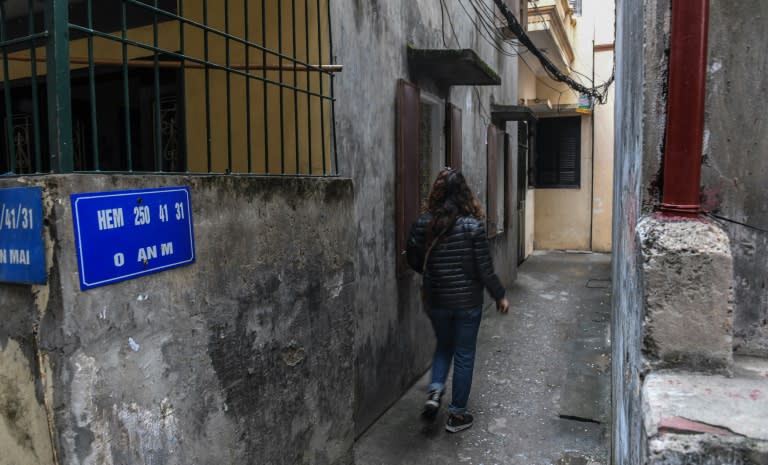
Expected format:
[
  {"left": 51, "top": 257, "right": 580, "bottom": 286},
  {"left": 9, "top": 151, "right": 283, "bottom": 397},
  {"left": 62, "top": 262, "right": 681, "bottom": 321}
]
[
  {"left": 0, "top": 1, "right": 529, "bottom": 464},
  {"left": 519, "top": 0, "right": 615, "bottom": 254}
]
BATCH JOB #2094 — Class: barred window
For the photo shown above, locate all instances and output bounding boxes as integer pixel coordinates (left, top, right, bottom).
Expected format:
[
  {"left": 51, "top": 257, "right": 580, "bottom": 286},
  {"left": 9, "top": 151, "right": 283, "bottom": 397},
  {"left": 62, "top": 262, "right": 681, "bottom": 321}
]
[{"left": 0, "top": 0, "right": 337, "bottom": 175}]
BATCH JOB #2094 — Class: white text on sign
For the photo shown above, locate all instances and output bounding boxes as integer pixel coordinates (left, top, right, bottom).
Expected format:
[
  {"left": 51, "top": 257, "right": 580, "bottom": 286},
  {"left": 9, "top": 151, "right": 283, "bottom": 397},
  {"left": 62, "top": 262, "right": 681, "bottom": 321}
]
[
  {"left": 96, "top": 202, "right": 186, "bottom": 230},
  {"left": 111, "top": 242, "right": 175, "bottom": 267},
  {"left": 0, "top": 204, "right": 35, "bottom": 231},
  {"left": 0, "top": 249, "right": 31, "bottom": 265}
]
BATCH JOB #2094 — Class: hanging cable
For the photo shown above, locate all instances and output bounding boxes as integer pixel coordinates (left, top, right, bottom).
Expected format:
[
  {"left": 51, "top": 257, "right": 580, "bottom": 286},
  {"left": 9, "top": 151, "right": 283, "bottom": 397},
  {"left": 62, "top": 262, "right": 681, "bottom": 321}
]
[{"left": 491, "top": 0, "right": 613, "bottom": 103}]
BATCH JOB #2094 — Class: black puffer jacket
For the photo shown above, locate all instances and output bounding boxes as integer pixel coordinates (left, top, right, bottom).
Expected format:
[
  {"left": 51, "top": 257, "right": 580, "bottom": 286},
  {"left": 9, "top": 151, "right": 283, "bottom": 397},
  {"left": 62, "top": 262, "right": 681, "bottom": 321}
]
[{"left": 407, "top": 214, "right": 505, "bottom": 309}]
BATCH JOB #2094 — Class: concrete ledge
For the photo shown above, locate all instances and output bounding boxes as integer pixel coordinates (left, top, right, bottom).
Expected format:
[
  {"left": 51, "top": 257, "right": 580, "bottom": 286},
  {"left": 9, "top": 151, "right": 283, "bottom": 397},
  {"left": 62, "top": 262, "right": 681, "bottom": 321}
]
[
  {"left": 642, "top": 358, "right": 768, "bottom": 464},
  {"left": 638, "top": 215, "right": 734, "bottom": 373},
  {"left": 647, "top": 433, "right": 768, "bottom": 465}
]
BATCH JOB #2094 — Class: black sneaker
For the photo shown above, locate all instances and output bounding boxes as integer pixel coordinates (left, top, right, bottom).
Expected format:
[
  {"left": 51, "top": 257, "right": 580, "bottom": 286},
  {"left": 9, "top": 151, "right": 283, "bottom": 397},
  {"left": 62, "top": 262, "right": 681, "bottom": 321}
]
[
  {"left": 421, "top": 390, "right": 442, "bottom": 421},
  {"left": 445, "top": 413, "right": 474, "bottom": 433}
]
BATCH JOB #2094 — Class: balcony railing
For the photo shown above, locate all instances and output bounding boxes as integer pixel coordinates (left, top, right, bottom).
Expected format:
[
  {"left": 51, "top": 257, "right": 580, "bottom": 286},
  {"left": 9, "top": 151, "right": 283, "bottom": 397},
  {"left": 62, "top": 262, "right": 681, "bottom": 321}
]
[{"left": 527, "top": 0, "right": 576, "bottom": 70}]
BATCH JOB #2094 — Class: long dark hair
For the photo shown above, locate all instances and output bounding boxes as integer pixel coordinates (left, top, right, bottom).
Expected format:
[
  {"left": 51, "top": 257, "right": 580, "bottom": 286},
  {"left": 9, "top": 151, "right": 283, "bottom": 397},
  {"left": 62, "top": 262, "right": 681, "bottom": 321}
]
[{"left": 423, "top": 167, "right": 484, "bottom": 241}]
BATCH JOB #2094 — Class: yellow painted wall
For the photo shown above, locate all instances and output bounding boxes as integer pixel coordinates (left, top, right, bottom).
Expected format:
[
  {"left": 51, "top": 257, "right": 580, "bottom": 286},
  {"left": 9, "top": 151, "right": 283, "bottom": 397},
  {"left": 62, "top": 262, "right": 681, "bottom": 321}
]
[
  {"left": 533, "top": 114, "right": 593, "bottom": 250},
  {"left": 523, "top": 0, "right": 615, "bottom": 252},
  {"left": 524, "top": 191, "right": 535, "bottom": 257},
  {"left": 182, "top": 0, "right": 331, "bottom": 174},
  {"left": 590, "top": 1, "right": 616, "bottom": 252},
  {"left": 518, "top": 61, "right": 536, "bottom": 257},
  {"left": 591, "top": 50, "right": 614, "bottom": 252},
  {"left": 0, "top": 0, "right": 332, "bottom": 174}
]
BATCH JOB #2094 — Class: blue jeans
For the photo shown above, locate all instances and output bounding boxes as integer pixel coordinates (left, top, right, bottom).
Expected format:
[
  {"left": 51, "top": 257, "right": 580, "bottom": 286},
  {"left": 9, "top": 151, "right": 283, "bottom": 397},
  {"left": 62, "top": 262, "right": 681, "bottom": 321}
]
[{"left": 427, "top": 306, "right": 482, "bottom": 414}]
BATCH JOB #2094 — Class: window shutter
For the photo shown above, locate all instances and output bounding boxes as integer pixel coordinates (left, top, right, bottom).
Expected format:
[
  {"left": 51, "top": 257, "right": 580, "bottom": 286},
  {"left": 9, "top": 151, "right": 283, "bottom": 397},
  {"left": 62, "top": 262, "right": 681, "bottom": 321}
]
[
  {"left": 486, "top": 124, "right": 498, "bottom": 237},
  {"left": 534, "top": 116, "right": 580, "bottom": 188},
  {"left": 558, "top": 119, "right": 580, "bottom": 185},
  {"left": 396, "top": 79, "right": 421, "bottom": 274},
  {"left": 446, "top": 103, "right": 462, "bottom": 170}
]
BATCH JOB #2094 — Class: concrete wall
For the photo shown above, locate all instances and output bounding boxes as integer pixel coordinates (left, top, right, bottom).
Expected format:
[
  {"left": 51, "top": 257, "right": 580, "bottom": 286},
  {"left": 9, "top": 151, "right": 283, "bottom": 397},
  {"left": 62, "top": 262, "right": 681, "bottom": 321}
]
[
  {"left": 610, "top": 0, "right": 646, "bottom": 462},
  {"left": 633, "top": 0, "right": 768, "bottom": 356},
  {"left": 612, "top": 0, "right": 768, "bottom": 463},
  {"left": 701, "top": 0, "right": 768, "bottom": 356},
  {"left": 0, "top": 174, "right": 356, "bottom": 465},
  {"left": 331, "top": 0, "right": 520, "bottom": 435}
]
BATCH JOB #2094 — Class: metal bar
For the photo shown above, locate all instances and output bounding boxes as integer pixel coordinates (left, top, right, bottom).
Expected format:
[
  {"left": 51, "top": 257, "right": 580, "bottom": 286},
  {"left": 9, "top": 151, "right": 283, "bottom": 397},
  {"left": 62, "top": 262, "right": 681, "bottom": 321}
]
[
  {"left": 66, "top": 27, "right": 339, "bottom": 98},
  {"left": 203, "top": 0, "right": 211, "bottom": 172},
  {"left": 0, "top": 2, "right": 15, "bottom": 173},
  {"left": 0, "top": 3, "right": 14, "bottom": 173},
  {"left": 244, "top": 0, "right": 252, "bottom": 173},
  {"left": 28, "top": 0, "right": 41, "bottom": 172},
  {"left": 225, "top": 0, "right": 232, "bottom": 173},
  {"left": 153, "top": 0, "right": 162, "bottom": 171},
  {"left": 0, "top": 32, "right": 50, "bottom": 49},
  {"left": 121, "top": 0, "right": 133, "bottom": 171},
  {"left": 292, "top": 0, "right": 299, "bottom": 174},
  {"left": 660, "top": 0, "right": 709, "bottom": 217},
  {"left": 87, "top": 0, "right": 99, "bottom": 170},
  {"left": 4, "top": 54, "right": 343, "bottom": 73},
  {"left": 304, "top": 0, "right": 312, "bottom": 173},
  {"left": 45, "top": 0, "right": 74, "bottom": 173},
  {"left": 261, "top": 0, "right": 269, "bottom": 173},
  {"left": 122, "top": 0, "right": 329, "bottom": 72},
  {"left": 278, "top": 0, "right": 285, "bottom": 174},
  {"left": 316, "top": 0, "right": 326, "bottom": 174},
  {"left": 327, "top": 0, "right": 338, "bottom": 175},
  {"left": 179, "top": 0, "right": 188, "bottom": 172}
]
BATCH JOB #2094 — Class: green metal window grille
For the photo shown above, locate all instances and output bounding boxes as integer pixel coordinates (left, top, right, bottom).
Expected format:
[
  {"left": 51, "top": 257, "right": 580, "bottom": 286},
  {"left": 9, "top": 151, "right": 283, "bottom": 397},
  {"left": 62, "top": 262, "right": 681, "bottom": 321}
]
[{"left": 0, "top": 0, "right": 338, "bottom": 176}]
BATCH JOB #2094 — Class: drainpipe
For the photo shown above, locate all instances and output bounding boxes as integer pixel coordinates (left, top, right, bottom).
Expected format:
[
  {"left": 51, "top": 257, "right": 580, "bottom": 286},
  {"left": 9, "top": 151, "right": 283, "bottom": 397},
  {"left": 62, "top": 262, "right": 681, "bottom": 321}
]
[{"left": 659, "top": 0, "right": 710, "bottom": 217}]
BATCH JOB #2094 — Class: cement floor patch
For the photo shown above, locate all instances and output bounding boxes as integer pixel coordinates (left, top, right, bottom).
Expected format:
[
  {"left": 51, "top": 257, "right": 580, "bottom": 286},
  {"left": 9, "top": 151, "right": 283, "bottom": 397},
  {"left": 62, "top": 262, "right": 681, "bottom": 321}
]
[{"left": 644, "top": 358, "right": 768, "bottom": 441}]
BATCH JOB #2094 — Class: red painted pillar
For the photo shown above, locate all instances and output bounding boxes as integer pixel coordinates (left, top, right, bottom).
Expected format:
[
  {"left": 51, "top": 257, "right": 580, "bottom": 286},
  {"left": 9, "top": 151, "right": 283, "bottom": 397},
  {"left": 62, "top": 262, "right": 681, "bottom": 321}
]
[{"left": 660, "top": 0, "right": 710, "bottom": 217}]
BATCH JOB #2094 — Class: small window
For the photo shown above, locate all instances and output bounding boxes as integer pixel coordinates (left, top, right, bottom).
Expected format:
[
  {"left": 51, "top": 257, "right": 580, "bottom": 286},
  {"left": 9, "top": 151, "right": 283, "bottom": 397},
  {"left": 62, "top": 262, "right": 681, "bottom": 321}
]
[
  {"left": 569, "top": 0, "right": 583, "bottom": 16},
  {"left": 533, "top": 116, "right": 581, "bottom": 188}
]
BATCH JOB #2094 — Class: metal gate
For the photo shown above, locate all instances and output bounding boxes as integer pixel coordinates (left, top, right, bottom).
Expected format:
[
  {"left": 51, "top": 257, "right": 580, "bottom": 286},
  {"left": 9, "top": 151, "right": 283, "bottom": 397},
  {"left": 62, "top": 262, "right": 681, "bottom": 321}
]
[{"left": 0, "top": 0, "right": 338, "bottom": 176}]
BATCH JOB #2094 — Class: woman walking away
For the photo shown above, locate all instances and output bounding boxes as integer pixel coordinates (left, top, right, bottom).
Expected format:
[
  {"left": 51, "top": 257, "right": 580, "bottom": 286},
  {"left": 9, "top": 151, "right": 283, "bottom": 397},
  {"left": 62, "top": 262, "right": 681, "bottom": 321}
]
[{"left": 407, "top": 167, "right": 509, "bottom": 433}]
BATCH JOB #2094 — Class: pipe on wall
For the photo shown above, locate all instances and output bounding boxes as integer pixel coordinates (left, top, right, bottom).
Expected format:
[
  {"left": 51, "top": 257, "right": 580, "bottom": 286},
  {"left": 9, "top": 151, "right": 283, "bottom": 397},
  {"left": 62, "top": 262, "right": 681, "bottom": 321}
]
[{"left": 659, "top": 0, "right": 710, "bottom": 217}]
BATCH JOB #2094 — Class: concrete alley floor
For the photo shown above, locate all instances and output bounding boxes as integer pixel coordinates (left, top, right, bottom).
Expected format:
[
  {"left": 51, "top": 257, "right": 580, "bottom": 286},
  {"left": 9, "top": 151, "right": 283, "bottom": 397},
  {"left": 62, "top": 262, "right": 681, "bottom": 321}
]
[{"left": 355, "top": 251, "right": 612, "bottom": 465}]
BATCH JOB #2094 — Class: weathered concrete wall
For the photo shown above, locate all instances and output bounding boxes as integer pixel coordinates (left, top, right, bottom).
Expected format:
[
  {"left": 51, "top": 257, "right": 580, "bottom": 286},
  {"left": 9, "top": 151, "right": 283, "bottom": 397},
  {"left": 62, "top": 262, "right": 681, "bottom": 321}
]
[
  {"left": 613, "top": 0, "right": 768, "bottom": 463},
  {"left": 637, "top": 0, "right": 768, "bottom": 356},
  {"left": 611, "top": 0, "right": 646, "bottom": 463},
  {"left": 701, "top": 0, "right": 768, "bottom": 356},
  {"left": 332, "top": 1, "right": 520, "bottom": 435},
  {"left": 1, "top": 174, "right": 356, "bottom": 465}
]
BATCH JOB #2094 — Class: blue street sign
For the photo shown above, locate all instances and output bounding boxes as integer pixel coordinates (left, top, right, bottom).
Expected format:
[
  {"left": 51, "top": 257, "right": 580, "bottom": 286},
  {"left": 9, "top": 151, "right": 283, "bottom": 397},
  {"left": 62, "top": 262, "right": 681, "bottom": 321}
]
[
  {"left": 71, "top": 186, "right": 195, "bottom": 290},
  {"left": 0, "top": 186, "right": 46, "bottom": 284}
]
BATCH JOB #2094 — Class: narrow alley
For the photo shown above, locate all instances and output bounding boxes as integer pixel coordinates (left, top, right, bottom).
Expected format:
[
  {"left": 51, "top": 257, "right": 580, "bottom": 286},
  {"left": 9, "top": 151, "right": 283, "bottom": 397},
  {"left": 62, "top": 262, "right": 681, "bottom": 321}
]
[{"left": 355, "top": 251, "right": 611, "bottom": 465}]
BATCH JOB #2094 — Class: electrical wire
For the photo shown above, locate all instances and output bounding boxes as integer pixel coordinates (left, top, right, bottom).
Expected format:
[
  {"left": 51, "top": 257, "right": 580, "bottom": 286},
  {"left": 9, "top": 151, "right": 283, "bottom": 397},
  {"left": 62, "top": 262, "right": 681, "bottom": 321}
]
[
  {"left": 438, "top": 0, "right": 493, "bottom": 125},
  {"left": 706, "top": 213, "right": 768, "bottom": 235},
  {"left": 492, "top": 0, "right": 613, "bottom": 103}
]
